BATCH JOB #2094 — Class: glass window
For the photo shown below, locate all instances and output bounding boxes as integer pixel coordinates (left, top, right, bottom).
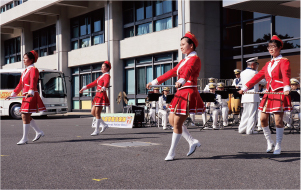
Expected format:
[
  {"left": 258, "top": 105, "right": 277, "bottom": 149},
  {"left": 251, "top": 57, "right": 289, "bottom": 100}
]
[
  {"left": 244, "top": 18, "right": 271, "bottom": 45},
  {"left": 72, "top": 67, "right": 79, "bottom": 74},
  {"left": 48, "top": 46, "right": 56, "bottom": 55},
  {"left": 155, "top": 53, "right": 172, "bottom": 61},
  {"left": 73, "top": 101, "right": 80, "bottom": 109},
  {"left": 10, "top": 57, "right": 15, "bottom": 63},
  {"left": 283, "top": 39, "right": 300, "bottom": 50},
  {"left": 72, "top": 41, "right": 79, "bottom": 50},
  {"left": 275, "top": 16, "right": 300, "bottom": 39},
  {"left": 155, "top": 0, "right": 172, "bottom": 16},
  {"left": 16, "top": 37, "right": 20, "bottom": 53},
  {"left": 127, "top": 99, "right": 135, "bottom": 105},
  {"left": 137, "top": 67, "right": 146, "bottom": 94},
  {"left": 137, "top": 56, "right": 152, "bottom": 64},
  {"left": 93, "top": 11, "right": 103, "bottom": 32},
  {"left": 5, "top": 58, "right": 9, "bottom": 64},
  {"left": 1, "top": 6, "right": 5, "bottom": 13},
  {"left": 155, "top": 17, "right": 172, "bottom": 31},
  {"left": 223, "top": 8, "right": 241, "bottom": 25},
  {"left": 81, "top": 74, "right": 91, "bottom": 97},
  {"left": 174, "top": 15, "right": 178, "bottom": 27},
  {"left": 81, "top": 38, "right": 90, "bottom": 48},
  {"left": 93, "top": 34, "right": 103, "bottom": 45},
  {"left": 39, "top": 48, "right": 47, "bottom": 57},
  {"left": 124, "top": 27, "right": 134, "bottom": 38},
  {"left": 125, "top": 59, "right": 135, "bottom": 67},
  {"left": 136, "top": 1, "right": 144, "bottom": 21},
  {"left": 32, "top": 25, "right": 56, "bottom": 57},
  {"left": 126, "top": 69, "right": 135, "bottom": 94},
  {"left": 49, "top": 26, "right": 56, "bottom": 44},
  {"left": 243, "top": 11, "right": 269, "bottom": 20},
  {"left": 123, "top": 1, "right": 134, "bottom": 24},
  {"left": 146, "top": 66, "right": 153, "bottom": 87},
  {"left": 244, "top": 44, "right": 268, "bottom": 55},
  {"left": 223, "top": 24, "right": 241, "bottom": 47},
  {"left": 145, "top": 1, "right": 152, "bottom": 18},
  {"left": 0, "top": 73, "right": 21, "bottom": 89},
  {"left": 137, "top": 22, "right": 152, "bottom": 36}
]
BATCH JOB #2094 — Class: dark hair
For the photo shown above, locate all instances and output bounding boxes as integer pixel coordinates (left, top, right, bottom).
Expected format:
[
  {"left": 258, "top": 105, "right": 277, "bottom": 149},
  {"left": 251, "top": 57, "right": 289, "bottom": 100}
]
[
  {"left": 268, "top": 40, "right": 282, "bottom": 48},
  {"left": 181, "top": 36, "right": 196, "bottom": 50},
  {"left": 103, "top": 63, "right": 110, "bottom": 70},
  {"left": 24, "top": 52, "right": 35, "bottom": 63}
]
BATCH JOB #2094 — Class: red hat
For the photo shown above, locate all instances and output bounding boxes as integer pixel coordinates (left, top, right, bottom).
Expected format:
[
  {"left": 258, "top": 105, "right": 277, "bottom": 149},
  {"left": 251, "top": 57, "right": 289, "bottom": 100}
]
[
  {"left": 271, "top": 35, "right": 283, "bottom": 47},
  {"left": 104, "top": 60, "right": 111, "bottom": 70},
  {"left": 30, "top": 50, "right": 38, "bottom": 63},
  {"left": 184, "top": 31, "right": 198, "bottom": 48}
]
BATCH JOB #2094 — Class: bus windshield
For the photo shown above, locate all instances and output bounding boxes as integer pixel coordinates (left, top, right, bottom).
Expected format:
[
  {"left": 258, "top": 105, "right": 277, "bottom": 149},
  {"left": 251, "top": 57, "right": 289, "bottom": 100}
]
[
  {"left": 1, "top": 73, "right": 21, "bottom": 89},
  {"left": 40, "top": 72, "right": 66, "bottom": 98}
]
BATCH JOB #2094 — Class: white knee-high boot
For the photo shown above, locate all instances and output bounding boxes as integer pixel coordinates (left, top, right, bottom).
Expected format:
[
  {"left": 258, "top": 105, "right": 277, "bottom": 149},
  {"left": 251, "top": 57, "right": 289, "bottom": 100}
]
[
  {"left": 274, "top": 127, "right": 284, "bottom": 155},
  {"left": 99, "top": 119, "right": 108, "bottom": 133},
  {"left": 181, "top": 125, "right": 201, "bottom": 156},
  {"left": 17, "top": 124, "right": 30, "bottom": 145},
  {"left": 165, "top": 132, "right": 181, "bottom": 161},
  {"left": 30, "top": 119, "right": 44, "bottom": 142},
  {"left": 262, "top": 127, "right": 274, "bottom": 152},
  {"left": 91, "top": 119, "right": 101, "bottom": 136},
  {"left": 91, "top": 117, "right": 96, "bottom": 128}
]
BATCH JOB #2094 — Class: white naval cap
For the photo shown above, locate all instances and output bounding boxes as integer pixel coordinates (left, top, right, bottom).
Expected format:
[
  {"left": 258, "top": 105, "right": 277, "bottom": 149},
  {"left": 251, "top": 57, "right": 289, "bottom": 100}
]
[
  {"left": 234, "top": 69, "right": 241, "bottom": 74},
  {"left": 217, "top": 82, "right": 225, "bottom": 88},
  {"left": 246, "top": 57, "right": 259, "bottom": 64},
  {"left": 290, "top": 78, "right": 300, "bottom": 85},
  {"left": 208, "top": 78, "right": 216, "bottom": 83},
  {"left": 209, "top": 83, "right": 217, "bottom": 89}
]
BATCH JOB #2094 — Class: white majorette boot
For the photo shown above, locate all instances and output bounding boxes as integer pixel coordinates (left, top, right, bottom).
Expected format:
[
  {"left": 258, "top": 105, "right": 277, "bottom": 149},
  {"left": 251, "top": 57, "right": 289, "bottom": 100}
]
[
  {"left": 91, "top": 119, "right": 101, "bottom": 136},
  {"left": 99, "top": 119, "right": 109, "bottom": 133},
  {"left": 181, "top": 125, "right": 201, "bottom": 156},
  {"left": 30, "top": 119, "right": 44, "bottom": 142},
  {"left": 165, "top": 132, "right": 181, "bottom": 161},
  {"left": 274, "top": 127, "right": 284, "bottom": 155},
  {"left": 17, "top": 124, "right": 30, "bottom": 145},
  {"left": 91, "top": 117, "right": 96, "bottom": 128},
  {"left": 262, "top": 127, "right": 274, "bottom": 153}
]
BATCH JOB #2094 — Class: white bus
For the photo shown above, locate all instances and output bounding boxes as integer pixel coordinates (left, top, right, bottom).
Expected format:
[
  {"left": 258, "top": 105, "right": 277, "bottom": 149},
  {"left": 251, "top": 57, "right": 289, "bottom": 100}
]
[{"left": 0, "top": 68, "right": 68, "bottom": 119}]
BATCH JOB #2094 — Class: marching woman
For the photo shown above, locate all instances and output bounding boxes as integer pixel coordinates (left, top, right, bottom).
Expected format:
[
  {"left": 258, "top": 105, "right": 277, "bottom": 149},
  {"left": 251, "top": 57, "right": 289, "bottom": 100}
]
[
  {"left": 146, "top": 31, "right": 205, "bottom": 161},
  {"left": 79, "top": 61, "right": 111, "bottom": 136},
  {"left": 238, "top": 35, "right": 292, "bottom": 154},
  {"left": 6, "top": 50, "right": 46, "bottom": 145}
]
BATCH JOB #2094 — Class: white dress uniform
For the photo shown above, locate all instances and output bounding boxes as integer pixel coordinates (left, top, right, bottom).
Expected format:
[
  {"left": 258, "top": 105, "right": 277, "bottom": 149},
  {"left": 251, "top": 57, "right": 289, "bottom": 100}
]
[
  {"left": 283, "top": 88, "right": 300, "bottom": 127},
  {"left": 210, "top": 94, "right": 222, "bottom": 129},
  {"left": 202, "top": 83, "right": 216, "bottom": 126},
  {"left": 238, "top": 67, "right": 265, "bottom": 134},
  {"left": 232, "top": 77, "right": 242, "bottom": 88},
  {"left": 158, "top": 95, "right": 169, "bottom": 129},
  {"left": 149, "top": 101, "right": 158, "bottom": 123}
]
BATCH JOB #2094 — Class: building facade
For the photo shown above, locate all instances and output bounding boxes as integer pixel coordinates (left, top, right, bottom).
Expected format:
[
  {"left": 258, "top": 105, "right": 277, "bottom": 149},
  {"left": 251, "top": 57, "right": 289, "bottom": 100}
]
[{"left": 1, "top": 0, "right": 299, "bottom": 113}]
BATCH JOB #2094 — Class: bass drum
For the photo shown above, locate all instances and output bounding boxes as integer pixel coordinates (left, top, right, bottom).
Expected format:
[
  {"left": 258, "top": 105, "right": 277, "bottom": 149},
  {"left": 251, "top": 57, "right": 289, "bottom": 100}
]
[{"left": 231, "top": 94, "right": 241, "bottom": 115}]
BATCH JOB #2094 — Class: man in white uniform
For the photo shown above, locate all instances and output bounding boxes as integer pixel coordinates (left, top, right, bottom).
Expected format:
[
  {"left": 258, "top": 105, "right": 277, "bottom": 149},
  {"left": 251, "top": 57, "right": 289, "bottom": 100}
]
[
  {"left": 149, "top": 87, "right": 160, "bottom": 123},
  {"left": 158, "top": 87, "right": 171, "bottom": 130},
  {"left": 203, "top": 78, "right": 216, "bottom": 92},
  {"left": 232, "top": 69, "right": 242, "bottom": 89},
  {"left": 238, "top": 57, "right": 265, "bottom": 134},
  {"left": 203, "top": 83, "right": 221, "bottom": 129},
  {"left": 216, "top": 82, "right": 229, "bottom": 127}
]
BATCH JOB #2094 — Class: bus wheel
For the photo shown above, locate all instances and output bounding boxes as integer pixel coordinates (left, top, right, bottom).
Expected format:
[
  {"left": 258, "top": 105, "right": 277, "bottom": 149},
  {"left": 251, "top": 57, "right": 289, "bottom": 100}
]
[{"left": 10, "top": 104, "right": 22, "bottom": 119}]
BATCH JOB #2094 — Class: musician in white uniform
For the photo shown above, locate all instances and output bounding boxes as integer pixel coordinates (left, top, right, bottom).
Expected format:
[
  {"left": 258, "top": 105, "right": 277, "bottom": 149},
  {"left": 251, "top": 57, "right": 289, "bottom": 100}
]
[
  {"left": 283, "top": 78, "right": 300, "bottom": 128},
  {"left": 149, "top": 87, "right": 160, "bottom": 123},
  {"left": 238, "top": 57, "right": 265, "bottom": 134},
  {"left": 158, "top": 87, "right": 171, "bottom": 130},
  {"left": 232, "top": 69, "right": 242, "bottom": 89},
  {"left": 216, "top": 82, "right": 229, "bottom": 127},
  {"left": 204, "top": 83, "right": 222, "bottom": 129},
  {"left": 203, "top": 78, "right": 216, "bottom": 92}
]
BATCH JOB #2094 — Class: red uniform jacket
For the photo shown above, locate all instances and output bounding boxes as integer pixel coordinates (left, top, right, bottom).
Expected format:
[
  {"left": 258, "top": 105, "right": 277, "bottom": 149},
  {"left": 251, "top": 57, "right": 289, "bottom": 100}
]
[
  {"left": 14, "top": 65, "right": 39, "bottom": 95},
  {"left": 157, "top": 54, "right": 201, "bottom": 88},
  {"left": 245, "top": 55, "right": 291, "bottom": 92},
  {"left": 86, "top": 73, "right": 110, "bottom": 90}
]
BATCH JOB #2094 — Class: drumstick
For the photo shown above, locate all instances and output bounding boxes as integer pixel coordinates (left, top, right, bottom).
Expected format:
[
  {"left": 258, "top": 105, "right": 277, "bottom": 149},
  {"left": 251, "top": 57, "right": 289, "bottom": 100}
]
[
  {"left": 150, "top": 85, "right": 176, "bottom": 88},
  {"left": 6, "top": 96, "right": 26, "bottom": 99},
  {"left": 244, "top": 91, "right": 284, "bottom": 95}
]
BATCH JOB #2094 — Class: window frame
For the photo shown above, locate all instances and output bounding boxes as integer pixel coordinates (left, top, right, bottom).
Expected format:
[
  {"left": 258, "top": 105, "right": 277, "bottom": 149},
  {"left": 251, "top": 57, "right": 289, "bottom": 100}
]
[
  {"left": 70, "top": 8, "right": 105, "bottom": 50},
  {"left": 4, "top": 36, "right": 21, "bottom": 65},
  {"left": 32, "top": 24, "right": 56, "bottom": 58}
]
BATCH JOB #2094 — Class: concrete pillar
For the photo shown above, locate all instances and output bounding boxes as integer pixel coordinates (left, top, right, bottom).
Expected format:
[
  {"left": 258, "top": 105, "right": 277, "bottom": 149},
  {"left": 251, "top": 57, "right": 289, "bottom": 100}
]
[
  {"left": 22, "top": 24, "right": 32, "bottom": 68},
  {"left": 57, "top": 6, "right": 72, "bottom": 111},
  {"left": 107, "top": 1, "right": 123, "bottom": 113}
]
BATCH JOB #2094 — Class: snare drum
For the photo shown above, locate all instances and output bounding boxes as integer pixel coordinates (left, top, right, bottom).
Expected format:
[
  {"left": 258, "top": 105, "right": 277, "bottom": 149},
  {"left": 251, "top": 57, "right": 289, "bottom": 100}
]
[{"left": 227, "top": 94, "right": 232, "bottom": 114}]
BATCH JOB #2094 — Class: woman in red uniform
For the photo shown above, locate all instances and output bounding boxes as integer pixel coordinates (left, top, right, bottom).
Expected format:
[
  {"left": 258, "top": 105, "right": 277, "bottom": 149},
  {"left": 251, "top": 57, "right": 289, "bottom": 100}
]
[
  {"left": 239, "top": 35, "right": 292, "bottom": 154},
  {"left": 79, "top": 61, "right": 111, "bottom": 136},
  {"left": 6, "top": 50, "right": 46, "bottom": 145},
  {"left": 147, "top": 32, "right": 205, "bottom": 161}
]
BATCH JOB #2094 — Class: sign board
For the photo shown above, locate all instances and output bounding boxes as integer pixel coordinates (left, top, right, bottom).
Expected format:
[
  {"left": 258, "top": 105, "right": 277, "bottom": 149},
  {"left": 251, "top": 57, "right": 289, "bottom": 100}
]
[
  {"left": 101, "top": 113, "right": 135, "bottom": 128},
  {"left": 0, "top": 90, "right": 22, "bottom": 99}
]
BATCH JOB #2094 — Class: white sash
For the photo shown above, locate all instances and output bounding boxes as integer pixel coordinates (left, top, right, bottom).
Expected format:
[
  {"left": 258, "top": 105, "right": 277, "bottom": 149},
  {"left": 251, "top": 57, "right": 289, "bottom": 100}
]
[
  {"left": 22, "top": 65, "right": 34, "bottom": 82},
  {"left": 177, "top": 51, "right": 197, "bottom": 75},
  {"left": 267, "top": 55, "right": 282, "bottom": 78},
  {"left": 97, "top": 72, "right": 109, "bottom": 83}
]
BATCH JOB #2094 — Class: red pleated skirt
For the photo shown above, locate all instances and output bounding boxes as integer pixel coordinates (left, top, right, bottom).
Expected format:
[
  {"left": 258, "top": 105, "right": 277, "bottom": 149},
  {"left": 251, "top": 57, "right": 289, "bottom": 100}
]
[
  {"left": 259, "top": 89, "right": 292, "bottom": 113},
  {"left": 92, "top": 91, "right": 110, "bottom": 107},
  {"left": 169, "top": 87, "right": 205, "bottom": 115},
  {"left": 21, "top": 92, "right": 46, "bottom": 113}
]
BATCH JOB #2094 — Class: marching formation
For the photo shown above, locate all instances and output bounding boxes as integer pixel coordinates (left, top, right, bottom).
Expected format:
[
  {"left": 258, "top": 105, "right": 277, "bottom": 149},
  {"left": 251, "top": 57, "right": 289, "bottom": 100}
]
[{"left": 5, "top": 32, "right": 300, "bottom": 161}]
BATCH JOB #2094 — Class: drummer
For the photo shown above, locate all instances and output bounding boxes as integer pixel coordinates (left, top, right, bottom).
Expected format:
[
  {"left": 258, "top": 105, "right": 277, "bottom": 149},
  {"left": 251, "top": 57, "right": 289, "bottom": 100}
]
[
  {"left": 149, "top": 87, "right": 160, "bottom": 123},
  {"left": 203, "top": 77, "right": 217, "bottom": 92},
  {"left": 216, "top": 82, "right": 229, "bottom": 127},
  {"left": 232, "top": 69, "right": 242, "bottom": 89}
]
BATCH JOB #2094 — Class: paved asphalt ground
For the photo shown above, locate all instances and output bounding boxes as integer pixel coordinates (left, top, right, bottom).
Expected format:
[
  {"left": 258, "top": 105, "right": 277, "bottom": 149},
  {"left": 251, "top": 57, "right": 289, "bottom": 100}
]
[{"left": 1, "top": 114, "right": 300, "bottom": 189}]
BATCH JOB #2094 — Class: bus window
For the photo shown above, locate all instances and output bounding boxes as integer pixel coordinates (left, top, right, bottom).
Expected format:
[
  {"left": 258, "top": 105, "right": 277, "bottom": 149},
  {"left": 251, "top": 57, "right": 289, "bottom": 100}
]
[
  {"left": 39, "top": 72, "right": 66, "bottom": 98},
  {"left": 1, "top": 73, "right": 21, "bottom": 89}
]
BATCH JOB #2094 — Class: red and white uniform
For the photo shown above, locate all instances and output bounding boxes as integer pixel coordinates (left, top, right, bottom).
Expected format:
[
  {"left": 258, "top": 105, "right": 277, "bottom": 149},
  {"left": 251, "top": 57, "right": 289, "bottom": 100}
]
[
  {"left": 11, "top": 65, "right": 46, "bottom": 113},
  {"left": 84, "top": 72, "right": 110, "bottom": 107},
  {"left": 242, "top": 55, "right": 292, "bottom": 113},
  {"left": 152, "top": 51, "right": 205, "bottom": 115}
]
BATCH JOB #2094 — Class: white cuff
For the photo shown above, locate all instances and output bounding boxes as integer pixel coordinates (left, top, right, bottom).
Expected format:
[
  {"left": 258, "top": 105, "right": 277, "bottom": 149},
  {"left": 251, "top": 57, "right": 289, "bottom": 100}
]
[
  {"left": 11, "top": 92, "right": 17, "bottom": 97},
  {"left": 151, "top": 79, "right": 159, "bottom": 86},
  {"left": 241, "top": 85, "right": 248, "bottom": 92},
  {"left": 284, "top": 85, "right": 290, "bottom": 92},
  {"left": 177, "top": 78, "right": 186, "bottom": 85},
  {"left": 82, "top": 86, "right": 87, "bottom": 90},
  {"left": 102, "top": 87, "right": 106, "bottom": 91},
  {"left": 28, "top": 90, "right": 34, "bottom": 96}
]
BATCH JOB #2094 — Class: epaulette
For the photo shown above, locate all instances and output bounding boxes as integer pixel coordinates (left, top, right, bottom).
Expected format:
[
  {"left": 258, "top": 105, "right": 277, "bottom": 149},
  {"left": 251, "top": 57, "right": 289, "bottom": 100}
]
[{"left": 281, "top": 57, "right": 288, "bottom": 60}]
